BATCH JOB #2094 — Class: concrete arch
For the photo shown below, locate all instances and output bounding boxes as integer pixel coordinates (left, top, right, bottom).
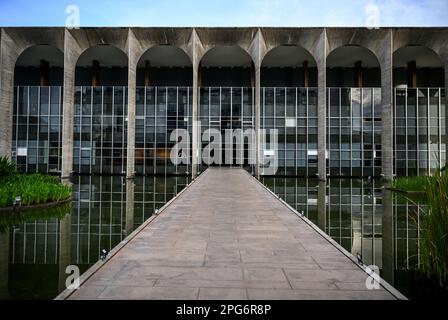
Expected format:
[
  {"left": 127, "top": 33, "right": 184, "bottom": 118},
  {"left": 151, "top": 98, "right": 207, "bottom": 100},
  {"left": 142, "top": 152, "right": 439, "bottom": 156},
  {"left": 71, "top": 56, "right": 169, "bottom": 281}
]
[
  {"left": 0, "top": 28, "right": 65, "bottom": 157},
  {"left": 393, "top": 44, "right": 444, "bottom": 88},
  {"left": 199, "top": 45, "right": 255, "bottom": 87},
  {"left": 14, "top": 44, "right": 64, "bottom": 86},
  {"left": 327, "top": 44, "right": 381, "bottom": 88},
  {"left": 392, "top": 28, "right": 448, "bottom": 65},
  {"left": 259, "top": 28, "right": 325, "bottom": 68},
  {"left": 261, "top": 45, "right": 318, "bottom": 87},
  {"left": 75, "top": 44, "right": 128, "bottom": 86},
  {"left": 194, "top": 28, "right": 259, "bottom": 67},
  {"left": 261, "top": 45, "right": 317, "bottom": 67},
  {"left": 1, "top": 28, "right": 65, "bottom": 70},
  {"left": 136, "top": 45, "right": 192, "bottom": 87},
  {"left": 200, "top": 45, "right": 254, "bottom": 67}
]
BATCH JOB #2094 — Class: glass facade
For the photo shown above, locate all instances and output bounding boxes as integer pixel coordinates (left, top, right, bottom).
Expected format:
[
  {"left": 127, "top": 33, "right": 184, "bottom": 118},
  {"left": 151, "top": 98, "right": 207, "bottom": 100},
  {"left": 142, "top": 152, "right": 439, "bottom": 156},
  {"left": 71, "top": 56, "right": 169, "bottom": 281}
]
[
  {"left": 394, "top": 88, "right": 446, "bottom": 176},
  {"left": 199, "top": 87, "right": 255, "bottom": 172},
  {"left": 327, "top": 88, "right": 382, "bottom": 177},
  {"left": 261, "top": 87, "right": 318, "bottom": 176},
  {"left": 9, "top": 85, "right": 448, "bottom": 178},
  {"left": 135, "top": 87, "right": 192, "bottom": 175},
  {"left": 12, "top": 86, "right": 63, "bottom": 173},
  {"left": 73, "top": 86, "right": 128, "bottom": 175}
]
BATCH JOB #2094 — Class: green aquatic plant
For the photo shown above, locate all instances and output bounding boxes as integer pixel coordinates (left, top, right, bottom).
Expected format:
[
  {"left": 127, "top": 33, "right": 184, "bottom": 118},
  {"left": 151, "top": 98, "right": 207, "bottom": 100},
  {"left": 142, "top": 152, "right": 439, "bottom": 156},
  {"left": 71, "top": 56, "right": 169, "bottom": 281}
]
[
  {"left": 419, "top": 169, "right": 448, "bottom": 289},
  {"left": 392, "top": 175, "right": 427, "bottom": 192},
  {"left": 0, "top": 156, "right": 17, "bottom": 176},
  {"left": 0, "top": 173, "right": 71, "bottom": 207}
]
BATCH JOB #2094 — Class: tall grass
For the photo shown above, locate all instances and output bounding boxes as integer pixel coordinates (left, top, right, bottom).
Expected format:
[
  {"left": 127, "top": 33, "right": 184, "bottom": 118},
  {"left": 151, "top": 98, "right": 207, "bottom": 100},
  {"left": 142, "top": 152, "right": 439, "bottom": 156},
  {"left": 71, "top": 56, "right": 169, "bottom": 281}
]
[
  {"left": 392, "top": 175, "right": 427, "bottom": 192},
  {"left": 0, "top": 156, "right": 17, "bottom": 176},
  {"left": 419, "top": 169, "right": 448, "bottom": 288},
  {"left": 0, "top": 173, "right": 71, "bottom": 207}
]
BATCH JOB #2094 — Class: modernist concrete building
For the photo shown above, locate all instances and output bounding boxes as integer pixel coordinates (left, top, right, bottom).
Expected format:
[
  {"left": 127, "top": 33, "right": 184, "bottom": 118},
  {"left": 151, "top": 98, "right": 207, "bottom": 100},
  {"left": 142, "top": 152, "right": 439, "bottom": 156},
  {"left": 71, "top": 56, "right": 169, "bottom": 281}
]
[{"left": 0, "top": 27, "right": 446, "bottom": 180}]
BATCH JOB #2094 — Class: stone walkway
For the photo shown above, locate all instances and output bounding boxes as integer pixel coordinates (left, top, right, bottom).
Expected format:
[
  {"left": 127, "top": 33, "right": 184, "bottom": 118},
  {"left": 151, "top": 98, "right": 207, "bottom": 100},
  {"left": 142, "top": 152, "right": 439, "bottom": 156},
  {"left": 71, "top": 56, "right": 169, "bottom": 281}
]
[{"left": 66, "top": 168, "right": 396, "bottom": 300}]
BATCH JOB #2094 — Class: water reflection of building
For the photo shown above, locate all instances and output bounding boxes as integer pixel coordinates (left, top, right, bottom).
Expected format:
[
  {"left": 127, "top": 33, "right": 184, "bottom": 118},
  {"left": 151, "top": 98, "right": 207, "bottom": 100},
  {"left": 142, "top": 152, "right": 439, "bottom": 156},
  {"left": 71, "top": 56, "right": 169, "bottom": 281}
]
[
  {"left": 262, "top": 177, "right": 421, "bottom": 288},
  {"left": 1, "top": 175, "right": 189, "bottom": 299}
]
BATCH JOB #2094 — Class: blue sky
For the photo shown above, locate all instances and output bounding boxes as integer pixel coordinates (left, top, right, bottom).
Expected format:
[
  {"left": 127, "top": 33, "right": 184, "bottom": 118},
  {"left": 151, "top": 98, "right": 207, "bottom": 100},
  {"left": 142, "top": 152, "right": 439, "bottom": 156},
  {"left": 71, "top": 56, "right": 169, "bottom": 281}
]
[{"left": 0, "top": 0, "right": 446, "bottom": 27}]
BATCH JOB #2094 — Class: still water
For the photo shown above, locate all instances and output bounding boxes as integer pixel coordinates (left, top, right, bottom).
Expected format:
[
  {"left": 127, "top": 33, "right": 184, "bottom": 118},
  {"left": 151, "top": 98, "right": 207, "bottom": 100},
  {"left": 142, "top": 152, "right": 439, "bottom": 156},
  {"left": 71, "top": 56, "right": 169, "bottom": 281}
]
[
  {"left": 0, "top": 175, "right": 438, "bottom": 300},
  {"left": 0, "top": 175, "right": 190, "bottom": 300},
  {"left": 262, "top": 177, "right": 435, "bottom": 300}
]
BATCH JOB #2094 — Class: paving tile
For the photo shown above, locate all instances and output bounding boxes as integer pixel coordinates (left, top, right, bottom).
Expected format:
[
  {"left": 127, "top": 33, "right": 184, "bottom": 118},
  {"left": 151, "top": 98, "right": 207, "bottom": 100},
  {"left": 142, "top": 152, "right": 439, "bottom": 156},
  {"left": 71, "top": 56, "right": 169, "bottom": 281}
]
[{"left": 68, "top": 168, "right": 396, "bottom": 300}]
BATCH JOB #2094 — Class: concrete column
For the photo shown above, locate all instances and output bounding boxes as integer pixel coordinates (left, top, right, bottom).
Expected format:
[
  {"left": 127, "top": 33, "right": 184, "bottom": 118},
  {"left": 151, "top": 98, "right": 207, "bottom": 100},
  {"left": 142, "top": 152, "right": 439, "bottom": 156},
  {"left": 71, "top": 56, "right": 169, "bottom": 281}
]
[
  {"left": 40, "top": 60, "right": 49, "bottom": 86},
  {"left": 190, "top": 29, "right": 202, "bottom": 179},
  {"left": 380, "top": 30, "right": 394, "bottom": 180},
  {"left": 381, "top": 187, "right": 394, "bottom": 286},
  {"left": 254, "top": 65, "right": 261, "bottom": 178},
  {"left": 407, "top": 60, "right": 416, "bottom": 88},
  {"left": 192, "top": 61, "right": 199, "bottom": 178},
  {"left": 92, "top": 60, "right": 100, "bottom": 87},
  {"left": 0, "top": 231, "right": 10, "bottom": 299},
  {"left": 125, "top": 179, "right": 135, "bottom": 236},
  {"left": 317, "top": 29, "right": 327, "bottom": 181},
  {"left": 61, "top": 29, "right": 82, "bottom": 181},
  {"left": 126, "top": 30, "right": 141, "bottom": 179},
  {"left": 303, "top": 60, "right": 309, "bottom": 88},
  {"left": 317, "top": 181, "right": 326, "bottom": 231},
  {"left": 0, "top": 29, "right": 18, "bottom": 159},
  {"left": 58, "top": 213, "right": 72, "bottom": 293},
  {"left": 354, "top": 61, "right": 363, "bottom": 88},
  {"left": 247, "top": 29, "right": 266, "bottom": 179},
  {"left": 144, "top": 60, "right": 150, "bottom": 87}
]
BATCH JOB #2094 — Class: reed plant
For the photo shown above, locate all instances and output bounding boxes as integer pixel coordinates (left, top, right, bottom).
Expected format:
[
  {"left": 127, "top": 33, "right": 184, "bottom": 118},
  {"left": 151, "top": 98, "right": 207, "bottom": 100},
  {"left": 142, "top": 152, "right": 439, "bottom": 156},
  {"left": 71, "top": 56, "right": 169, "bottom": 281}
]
[{"left": 419, "top": 169, "right": 448, "bottom": 289}]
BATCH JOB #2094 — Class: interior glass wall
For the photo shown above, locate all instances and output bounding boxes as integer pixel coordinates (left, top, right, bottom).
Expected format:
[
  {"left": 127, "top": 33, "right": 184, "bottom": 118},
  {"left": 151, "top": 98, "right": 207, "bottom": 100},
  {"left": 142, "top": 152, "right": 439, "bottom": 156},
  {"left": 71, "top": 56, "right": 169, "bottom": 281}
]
[
  {"left": 135, "top": 86, "right": 192, "bottom": 175},
  {"left": 73, "top": 86, "right": 128, "bottom": 174},
  {"left": 199, "top": 87, "right": 255, "bottom": 172},
  {"left": 261, "top": 87, "right": 318, "bottom": 176},
  {"left": 327, "top": 88, "right": 382, "bottom": 177},
  {"left": 394, "top": 88, "right": 446, "bottom": 176},
  {"left": 12, "top": 86, "right": 63, "bottom": 173}
]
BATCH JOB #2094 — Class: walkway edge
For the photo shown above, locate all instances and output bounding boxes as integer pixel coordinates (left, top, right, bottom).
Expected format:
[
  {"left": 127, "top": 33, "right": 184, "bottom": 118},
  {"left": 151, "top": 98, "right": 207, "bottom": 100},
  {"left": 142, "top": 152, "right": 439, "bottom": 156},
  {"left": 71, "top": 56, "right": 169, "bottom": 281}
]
[
  {"left": 55, "top": 170, "right": 210, "bottom": 300},
  {"left": 245, "top": 171, "right": 408, "bottom": 300}
]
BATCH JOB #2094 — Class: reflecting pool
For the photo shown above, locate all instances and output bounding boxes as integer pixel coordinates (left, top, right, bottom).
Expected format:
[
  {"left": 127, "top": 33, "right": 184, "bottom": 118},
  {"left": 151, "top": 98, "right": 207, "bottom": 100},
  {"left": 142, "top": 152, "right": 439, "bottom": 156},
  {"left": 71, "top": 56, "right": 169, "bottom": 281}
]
[
  {"left": 0, "top": 175, "right": 444, "bottom": 300},
  {"left": 0, "top": 175, "right": 189, "bottom": 300},
  {"left": 261, "top": 177, "right": 445, "bottom": 300}
]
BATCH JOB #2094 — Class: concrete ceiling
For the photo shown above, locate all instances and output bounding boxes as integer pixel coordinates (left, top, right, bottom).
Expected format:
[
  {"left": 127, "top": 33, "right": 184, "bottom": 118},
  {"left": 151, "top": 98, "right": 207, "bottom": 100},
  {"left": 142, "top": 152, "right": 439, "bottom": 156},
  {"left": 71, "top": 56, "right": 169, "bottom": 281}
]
[
  {"left": 201, "top": 46, "right": 252, "bottom": 67},
  {"left": 394, "top": 46, "right": 443, "bottom": 68},
  {"left": 262, "top": 46, "right": 316, "bottom": 67},
  {"left": 15, "top": 45, "right": 64, "bottom": 67},
  {"left": 138, "top": 46, "right": 191, "bottom": 67},
  {"left": 77, "top": 45, "right": 128, "bottom": 67},
  {"left": 327, "top": 46, "right": 380, "bottom": 68}
]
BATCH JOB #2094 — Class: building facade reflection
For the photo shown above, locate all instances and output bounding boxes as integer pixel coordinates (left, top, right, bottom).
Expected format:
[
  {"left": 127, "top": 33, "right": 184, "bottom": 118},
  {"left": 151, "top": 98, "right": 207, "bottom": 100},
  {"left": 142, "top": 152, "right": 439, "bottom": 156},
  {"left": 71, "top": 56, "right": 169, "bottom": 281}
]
[
  {"left": 262, "top": 177, "right": 422, "bottom": 297},
  {"left": 0, "top": 175, "right": 189, "bottom": 299}
]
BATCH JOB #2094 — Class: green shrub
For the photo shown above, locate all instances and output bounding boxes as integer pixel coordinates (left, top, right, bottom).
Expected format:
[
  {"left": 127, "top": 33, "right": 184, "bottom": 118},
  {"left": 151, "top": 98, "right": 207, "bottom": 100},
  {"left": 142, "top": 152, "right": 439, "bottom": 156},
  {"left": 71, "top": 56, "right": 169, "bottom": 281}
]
[
  {"left": 0, "top": 173, "right": 71, "bottom": 207},
  {"left": 0, "top": 156, "right": 17, "bottom": 176}
]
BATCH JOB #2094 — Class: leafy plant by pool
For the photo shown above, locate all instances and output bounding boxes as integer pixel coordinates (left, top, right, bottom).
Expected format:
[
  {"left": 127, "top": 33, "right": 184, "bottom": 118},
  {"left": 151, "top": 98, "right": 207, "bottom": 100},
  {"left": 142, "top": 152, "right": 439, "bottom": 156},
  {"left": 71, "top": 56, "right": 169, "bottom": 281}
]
[
  {"left": 393, "top": 170, "right": 448, "bottom": 290},
  {"left": 0, "top": 156, "right": 71, "bottom": 208},
  {"left": 392, "top": 175, "right": 428, "bottom": 193},
  {"left": 419, "top": 169, "right": 448, "bottom": 289}
]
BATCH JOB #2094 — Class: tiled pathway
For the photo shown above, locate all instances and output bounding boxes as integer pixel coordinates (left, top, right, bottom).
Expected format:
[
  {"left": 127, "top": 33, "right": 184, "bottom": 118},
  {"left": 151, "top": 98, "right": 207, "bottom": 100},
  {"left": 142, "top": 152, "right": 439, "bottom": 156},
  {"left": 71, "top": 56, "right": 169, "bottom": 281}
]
[{"left": 65, "top": 168, "right": 396, "bottom": 300}]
